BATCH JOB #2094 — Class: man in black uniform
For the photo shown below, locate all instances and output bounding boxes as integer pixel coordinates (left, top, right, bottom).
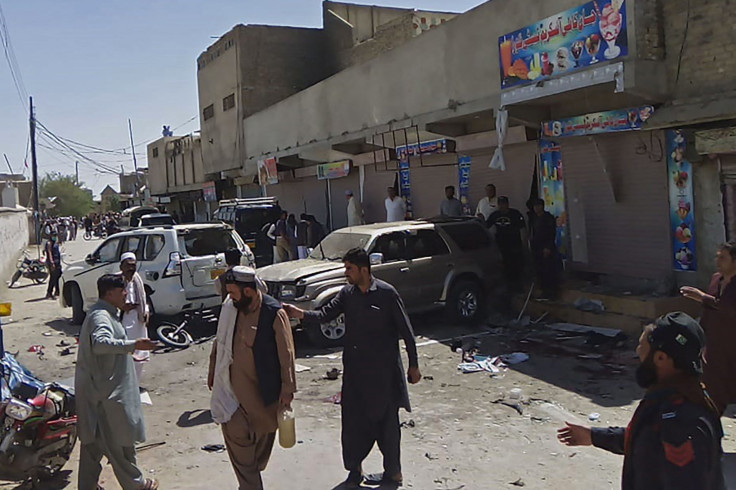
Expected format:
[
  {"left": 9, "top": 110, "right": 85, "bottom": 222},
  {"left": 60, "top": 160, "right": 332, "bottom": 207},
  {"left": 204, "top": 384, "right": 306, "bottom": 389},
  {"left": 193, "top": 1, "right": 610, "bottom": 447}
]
[
  {"left": 486, "top": 196, "right": 526, "bottom": 292},
  {"left": 530, "top": 198, "right": 561, "bottom": 299},
  {"left": 284, "top": 248, "right": 421, "bottom": 489},
  {"left": 557, "top": 312, "right": 725, "bottom": 490}
]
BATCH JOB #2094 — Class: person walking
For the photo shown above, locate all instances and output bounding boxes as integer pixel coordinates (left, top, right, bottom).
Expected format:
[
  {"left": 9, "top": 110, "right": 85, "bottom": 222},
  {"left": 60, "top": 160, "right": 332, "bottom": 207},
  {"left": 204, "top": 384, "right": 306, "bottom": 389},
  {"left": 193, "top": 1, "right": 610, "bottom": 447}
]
[
  {"left": 45, "top": 230, "right": 62, "bottom": 300},
  {"left": 208, "top": 266, "right": 297, "bottom": 490},
  {"left": 476, "top": 184, "right": 498, "bottom": 221},
  {"left": 120, "top": 253, "right": 150, "bottom": 385},
  {"left": 440, "top": 186, "right": 463, "bottom": 217},
  {"left": 284, "top": 248, "right": 421, "bottom": 489},
  {"left": 274, "top": 211, "right": 294, "bottom": 262},
  {"left": 76, "top": 274, "right": 159, "bottom": 490},
  {"left": 385, "top": 187, "right": 407, "bottom": 223},
  {"left": 486, "top": 197, "right": 527, "bottom": 292},
  {"left": 296, "top": 214, "right": 310, "bottom": 259},
  {"left": 530, "top": 198, "right": 561, "bottom": 299},
  {"left": 681, "top": 242, "right": 736, "bottom": 415},
  {"left": 346, "top": 190, "right": 365, "bottom": 227},
  {"left": 286, "top": 214, "right": 299, "bottom": 260},
  {"left": 557, "top": 312, "right": 725, "bottom": 490}
]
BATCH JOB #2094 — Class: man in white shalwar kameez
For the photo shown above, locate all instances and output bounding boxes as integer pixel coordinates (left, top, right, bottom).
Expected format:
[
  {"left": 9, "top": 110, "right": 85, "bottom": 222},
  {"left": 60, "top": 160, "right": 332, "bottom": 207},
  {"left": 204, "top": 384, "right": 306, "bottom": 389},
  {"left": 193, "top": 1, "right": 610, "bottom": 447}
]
[
  {"left": 75, "top": 274, "right": 159, "bottom": 490},
  {"left": 120, "top": 252, "right": 150, "bottom": 384}
]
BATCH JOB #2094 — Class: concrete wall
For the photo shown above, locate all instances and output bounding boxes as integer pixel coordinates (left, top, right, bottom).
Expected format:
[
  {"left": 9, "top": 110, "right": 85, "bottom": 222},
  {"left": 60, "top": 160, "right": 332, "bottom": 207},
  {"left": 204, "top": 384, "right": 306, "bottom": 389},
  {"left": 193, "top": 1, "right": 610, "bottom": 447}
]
[
  {"left": 0, "top": 208, "right": 29, "bottom": 289},
  {"left": 324, "top": 1, "right": 413, "bottom": 44},
  {"left": 147, "top": 138, "right": 172, "bottom": 195}
]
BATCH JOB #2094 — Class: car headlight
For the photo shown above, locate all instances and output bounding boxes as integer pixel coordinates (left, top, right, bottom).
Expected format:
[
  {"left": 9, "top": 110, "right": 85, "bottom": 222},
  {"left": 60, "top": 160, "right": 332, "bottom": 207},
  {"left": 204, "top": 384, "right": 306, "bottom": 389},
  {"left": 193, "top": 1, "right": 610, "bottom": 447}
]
[
  {"left": 280, "top": 285, "right": 296, "bottom": 300},
  {"left": 6, "top": 399, "right": 33, "bottom": 421}
]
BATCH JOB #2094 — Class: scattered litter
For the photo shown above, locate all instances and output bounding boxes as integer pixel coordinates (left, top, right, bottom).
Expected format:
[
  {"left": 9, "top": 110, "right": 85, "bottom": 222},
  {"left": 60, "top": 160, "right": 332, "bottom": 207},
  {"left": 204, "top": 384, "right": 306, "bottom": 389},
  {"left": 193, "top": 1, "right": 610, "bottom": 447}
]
[
  {"left": 136, "top": 441, "right": 166, "bottom": 452},
  {"left": 416, "top": 331, "right": 492, "bottom": 348},
  {"left": 295, "top": 364, "right": 311, "bottom": 373},
  {"left": 42, "top": 332, "right": 53, "bottom": 337},
  {"left": 458, "top": 362, "right": 484, "bottom": 374},
  {"left": 588, "top": 412, "right": 600, "bottom": 422},
  {"left": 186, "top": 361, "right": 196, "bottom": 366},
  {"left": 312, "top": 353, "right": 340, "bottom": 360},
  {"left": 500, "top": 352, "right": 529, "bottom": 365},
  {"left": 424, "top": 375, "right": 434, "bottom": 381},
  {"left": 140, "top": 391, "right": 153, "bottom": 406},
  {"left": 28, "top": 345, "right": 44, "bottom": 353},
  {"left": 458, "top": 355, "right": 508, "bottom": 374},
  {"left": 324, "top": 392, "right": 342, "bottom": 404},
  {"left": 510, "top": 478, "right": 526, "bottom": 487},
  {"left": 547, "top": 323, "right": 622, "bottom": 338},
  {"left": 424, "top": 452, "right": 438, "bottom": 461},
  {"left": 494, "top": 399, "right": 524, "bottom": 415},
  {"left": 508, "top": 388, "right": 523, "bottom": 400},
  {"left": 56, "top": 340, "right": 70, "bottom": 347},
  {"left": 325, "top": 368, "right": 341, "bottom": 380},
  {"left": 531, "top": 312, "right": 549, "bottom": 325},
  {"left": 573, "top": 297, "right": 605, "bottom": 313},
  {"left": 201, "top": 444, "right": 225, "bottom": 453},
  {"left": 59, "top": 347, "right": 74, "bottom": 356},
  {"left": 400, "top": 419, "right": 415, "bottom": 429}
]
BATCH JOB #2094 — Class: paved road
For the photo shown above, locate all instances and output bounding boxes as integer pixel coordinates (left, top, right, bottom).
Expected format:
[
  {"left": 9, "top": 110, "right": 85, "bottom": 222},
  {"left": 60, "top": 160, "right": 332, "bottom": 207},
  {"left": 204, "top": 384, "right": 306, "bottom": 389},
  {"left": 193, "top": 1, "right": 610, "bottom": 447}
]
[{"left": 0, "top": 237, "right": 733, "bottom": 489}]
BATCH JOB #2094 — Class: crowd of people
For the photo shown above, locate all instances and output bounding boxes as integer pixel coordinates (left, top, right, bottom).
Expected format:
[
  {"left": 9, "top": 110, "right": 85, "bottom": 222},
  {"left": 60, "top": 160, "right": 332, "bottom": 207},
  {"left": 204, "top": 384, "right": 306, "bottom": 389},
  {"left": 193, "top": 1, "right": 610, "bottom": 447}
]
[{"left": 264, "top": 211, "right": 326, "bottom": 263}]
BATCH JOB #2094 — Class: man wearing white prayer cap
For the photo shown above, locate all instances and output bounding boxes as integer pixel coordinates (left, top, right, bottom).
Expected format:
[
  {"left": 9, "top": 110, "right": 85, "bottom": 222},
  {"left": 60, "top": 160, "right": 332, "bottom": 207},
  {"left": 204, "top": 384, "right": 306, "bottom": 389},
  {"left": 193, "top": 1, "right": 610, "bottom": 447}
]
[
  {"left": 346, "top": 189, "right": 365, "bottom": 227},
  {"left": 120, "top": 252, "right": 150, "bottom": 385},
  {"left": 208, "top": 266, "right": 297, "bottom": 489}
]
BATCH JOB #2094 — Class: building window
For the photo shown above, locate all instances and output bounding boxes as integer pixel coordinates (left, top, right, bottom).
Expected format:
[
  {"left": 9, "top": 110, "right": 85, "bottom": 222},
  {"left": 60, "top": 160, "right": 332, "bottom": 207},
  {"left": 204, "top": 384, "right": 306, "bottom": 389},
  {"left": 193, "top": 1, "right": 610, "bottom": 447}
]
[
  {"left": 203, "top": 104, "right": 215, "bottom": 121},
  {"left": 152, "top": 147, "right": 159, "bottom": 158},
  {"left": 223, "top": 94, "right": 235, "bottom": 112}
]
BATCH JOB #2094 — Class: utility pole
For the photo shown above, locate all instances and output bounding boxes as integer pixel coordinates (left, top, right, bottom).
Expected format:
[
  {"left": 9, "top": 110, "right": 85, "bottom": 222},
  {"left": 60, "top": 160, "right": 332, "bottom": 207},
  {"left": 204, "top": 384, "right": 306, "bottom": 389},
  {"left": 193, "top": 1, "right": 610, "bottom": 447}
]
[
  {"left": 128, "top": 119, "right": 140, "bottom": 200},
  {"left": 3, "top": 153, "right": 13, "bottom": 174},
  {"left": 29, "top": 96, "right": 40, "bottom": 245},
  {"left": 75, "top": 161, "right": 79, "bottom": 186}
]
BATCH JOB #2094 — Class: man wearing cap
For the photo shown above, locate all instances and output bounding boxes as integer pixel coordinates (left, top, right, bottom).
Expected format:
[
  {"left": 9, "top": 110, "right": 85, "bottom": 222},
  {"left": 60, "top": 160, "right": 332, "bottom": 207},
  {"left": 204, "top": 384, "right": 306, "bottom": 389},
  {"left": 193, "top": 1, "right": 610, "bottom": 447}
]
[
  {"left": 557, "top": 312, "right": 725, "bottom": 490},
  {"left": 208, "top": 266, "right": 296, "bottom": 489},
  {"left": 45, "top": 229, "right": 62, "bottom": 300},
  {"left": 486, "top": 197, "right": 527, "bottom": 292},
  {"left": 120, "top": 252, "right": 150, "bottom": 384},
  {"left": 346, "top": 190, "right": 365, "bottom": 227}
]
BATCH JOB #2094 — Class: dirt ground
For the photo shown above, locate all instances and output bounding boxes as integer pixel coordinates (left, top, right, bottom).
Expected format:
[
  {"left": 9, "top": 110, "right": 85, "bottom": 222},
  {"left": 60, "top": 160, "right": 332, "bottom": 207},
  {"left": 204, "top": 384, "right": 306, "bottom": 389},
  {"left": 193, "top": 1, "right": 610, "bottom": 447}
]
[{"left": 0, "top": 238, "right": 734, "bottom": 489}]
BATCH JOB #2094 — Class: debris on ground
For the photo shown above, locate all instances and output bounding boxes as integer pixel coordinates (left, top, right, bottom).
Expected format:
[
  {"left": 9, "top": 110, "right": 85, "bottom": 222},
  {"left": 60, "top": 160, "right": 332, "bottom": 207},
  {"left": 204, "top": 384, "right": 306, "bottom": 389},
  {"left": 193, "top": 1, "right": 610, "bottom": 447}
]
[
  {"left": 28, "top": 345, "right": 44, "bottom": 353},
  {"left": 546, "top": 323, "right": 622, "bottom": 338},
  {"left": 500, "top": 352, "right": 530, "bottom": 365},
  {"left": 295, "top": 364, "right": 311, "bottom": 373},
  {"left": 324, "top": 392, "right": 342, "bottom": 404},
  {"left": 201, "top": 444, "right": 225, "bottom": 453},
  {"left": 588, "top": 412, "right": 600, "bottom": 422},
  {"left": 510, "top": 477, "right": 526, "bottom": 486},
  {"left": 59, "top": 347, "right": 74, "bottom": 356},
  {"left": 573, "top": 297, "right": 605, "bottom": 313},
  {"left": 400, "top": 419, "right": 416, "bottom": 429},
  {"left": 42, "top": 331, "right": 53, "bottom": 337},
  {"left": 458, "top": 355, "right": 505, "bottom": 374},
  {"left": 136, "top": 441, "right": 166, "bottom": 452},
  {"left": 424, "top": 451, "right": 438, "bottom": 461},
  {"left": 493, "top": 399, "right": 524, "bottom": 415},
  {"left": 325, "top": 368, "right": 340, "bottom": 380}
]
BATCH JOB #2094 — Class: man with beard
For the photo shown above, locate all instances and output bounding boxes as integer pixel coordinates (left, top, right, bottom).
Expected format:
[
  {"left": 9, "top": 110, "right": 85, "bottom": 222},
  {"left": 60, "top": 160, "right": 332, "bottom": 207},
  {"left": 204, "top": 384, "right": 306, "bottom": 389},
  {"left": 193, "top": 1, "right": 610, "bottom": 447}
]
[
  {"left": 119, "top": 253, "right": 150, "bottom": 385},
  {"left": 681, "top": 242, "right": 736, "bottom": 415},
  {"left": 208, "top": 266, "right": 296, "bottom": 489},
  {"left": 283, "top": 248, "right": 421, "bottom": 489},
  {"left": 557, "top": 312, "right": 725, "bottom": 490}
]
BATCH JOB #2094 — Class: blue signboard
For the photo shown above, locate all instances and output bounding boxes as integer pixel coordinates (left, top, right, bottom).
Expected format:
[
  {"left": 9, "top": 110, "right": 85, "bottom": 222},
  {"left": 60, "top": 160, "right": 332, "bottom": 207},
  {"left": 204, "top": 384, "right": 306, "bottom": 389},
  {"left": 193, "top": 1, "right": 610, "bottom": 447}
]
[
  {"left": 458, "top": 156, "right": 472, "bottom": 216},
  {"left": 667, "top": 130, "right": 697, "bottom": 271}
]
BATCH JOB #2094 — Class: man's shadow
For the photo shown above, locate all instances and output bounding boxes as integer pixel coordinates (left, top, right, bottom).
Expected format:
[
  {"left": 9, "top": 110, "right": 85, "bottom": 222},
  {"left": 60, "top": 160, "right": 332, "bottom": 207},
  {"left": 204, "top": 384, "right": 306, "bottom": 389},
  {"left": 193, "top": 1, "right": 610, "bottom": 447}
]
[{"left": 177, "top": 409, "right": 213, "bottom": 428}]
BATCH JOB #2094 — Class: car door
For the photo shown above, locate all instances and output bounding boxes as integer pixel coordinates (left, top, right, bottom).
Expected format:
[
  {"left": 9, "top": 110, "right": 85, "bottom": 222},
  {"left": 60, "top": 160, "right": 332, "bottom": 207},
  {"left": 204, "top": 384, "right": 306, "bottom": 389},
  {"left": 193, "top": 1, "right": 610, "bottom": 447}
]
[
  {"left": 178, "top": 228, "right": 233, "bottom": 300},
  {"left": 83, "top": 236, "right": 125, "bottom": 305},
  {"left": 369, "top": 231, "right": 418, "bottom": 307},
  {"left": 405, "top": 228, "right": 452, "bottom": 305}
]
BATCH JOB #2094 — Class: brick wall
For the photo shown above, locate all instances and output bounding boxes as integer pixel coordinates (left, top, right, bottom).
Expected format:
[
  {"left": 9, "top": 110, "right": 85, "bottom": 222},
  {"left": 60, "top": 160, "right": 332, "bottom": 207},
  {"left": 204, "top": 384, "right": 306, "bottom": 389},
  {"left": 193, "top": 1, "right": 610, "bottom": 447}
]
[
  {"left": 635, "top": 0, "right": 665, "bottom": 60},
  {"left": 662, "top": 0, "right": 736, "bottom": 99},
  {"left": 334, "top": 14, "right": 416, "bottom": 71}
]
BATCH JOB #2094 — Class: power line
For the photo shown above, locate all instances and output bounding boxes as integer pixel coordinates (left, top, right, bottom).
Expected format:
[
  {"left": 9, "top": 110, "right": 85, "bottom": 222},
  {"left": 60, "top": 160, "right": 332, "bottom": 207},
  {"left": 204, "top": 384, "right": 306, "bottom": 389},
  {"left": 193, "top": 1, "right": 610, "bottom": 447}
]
[{"left": 0, "top": 1, "right": 28, "bottom": 112}]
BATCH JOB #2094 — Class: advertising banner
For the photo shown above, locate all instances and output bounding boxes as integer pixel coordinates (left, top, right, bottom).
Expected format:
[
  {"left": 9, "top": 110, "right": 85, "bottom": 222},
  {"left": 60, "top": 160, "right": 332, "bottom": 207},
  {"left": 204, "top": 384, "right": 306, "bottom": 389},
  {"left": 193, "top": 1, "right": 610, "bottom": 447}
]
[
  {"left": 499, "top": 0, "right": 628, "bottom": 90},
  {"left": 539, "top": 140, "right": 568, "bottom": 257},
  {"left": 667, "top": 130, "right": 697, "bottom": 271},
  {"left": 202, "top": 181, "right": 217, "bottom": 202},
  {"left": 396, "top": 138, "right": 447, "bottom": 161},
  {"left": 458, "top": 156, "right": 472, "bottom": 216},
  {"left": 317, "top": 160, "right": 351, "bottom": 180},
  {"left": 257, "top": 157, "right": 278, "bottom": 186},
  {"left": 399, "top": 158, "right": 413, "bottom": 219},
  {"left": 542, "top": 105, "right": 653, "bottom": 138}
]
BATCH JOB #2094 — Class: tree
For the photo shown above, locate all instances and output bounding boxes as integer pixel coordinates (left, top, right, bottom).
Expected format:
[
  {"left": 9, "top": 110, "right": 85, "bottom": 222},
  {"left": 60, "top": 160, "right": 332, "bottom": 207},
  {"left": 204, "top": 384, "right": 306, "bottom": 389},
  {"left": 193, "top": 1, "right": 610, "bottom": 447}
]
[
  {"left": 108, "top": 194, "right": 121, "bottom": 213},
  {"left": 40, "top": 172, "right": 95, "bottom": 218}
]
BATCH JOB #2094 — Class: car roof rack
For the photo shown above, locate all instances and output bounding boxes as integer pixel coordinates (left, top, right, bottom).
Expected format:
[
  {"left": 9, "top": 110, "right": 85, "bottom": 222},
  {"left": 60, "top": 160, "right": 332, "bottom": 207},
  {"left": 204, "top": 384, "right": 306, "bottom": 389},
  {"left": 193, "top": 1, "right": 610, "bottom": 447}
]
[{"left": 218, "top": 197, "right": 278, "bottom": 207}]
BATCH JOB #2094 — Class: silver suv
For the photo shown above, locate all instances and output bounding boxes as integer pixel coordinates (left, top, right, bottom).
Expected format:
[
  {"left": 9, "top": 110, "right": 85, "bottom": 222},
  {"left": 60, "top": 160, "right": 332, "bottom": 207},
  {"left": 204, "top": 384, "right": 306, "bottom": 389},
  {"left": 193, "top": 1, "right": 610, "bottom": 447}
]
[{"left": 256, "top": 218, "right": 501, "bottom": 347}]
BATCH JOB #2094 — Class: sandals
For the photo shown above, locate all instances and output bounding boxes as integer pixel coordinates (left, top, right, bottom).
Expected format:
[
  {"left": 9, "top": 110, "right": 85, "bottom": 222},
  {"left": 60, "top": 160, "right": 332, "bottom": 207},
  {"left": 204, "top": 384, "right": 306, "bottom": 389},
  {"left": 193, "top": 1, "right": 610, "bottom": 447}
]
[{"left": 139, "top": 478, "right": 159, "bottom": 490}]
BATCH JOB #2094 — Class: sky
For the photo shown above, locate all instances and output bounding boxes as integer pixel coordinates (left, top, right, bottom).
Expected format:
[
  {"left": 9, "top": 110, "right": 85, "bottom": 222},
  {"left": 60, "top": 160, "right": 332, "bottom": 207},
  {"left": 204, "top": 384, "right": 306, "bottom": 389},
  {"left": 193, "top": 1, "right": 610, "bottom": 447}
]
[{"left": 0, "top": 0, "right": 484, "bottom": 199}]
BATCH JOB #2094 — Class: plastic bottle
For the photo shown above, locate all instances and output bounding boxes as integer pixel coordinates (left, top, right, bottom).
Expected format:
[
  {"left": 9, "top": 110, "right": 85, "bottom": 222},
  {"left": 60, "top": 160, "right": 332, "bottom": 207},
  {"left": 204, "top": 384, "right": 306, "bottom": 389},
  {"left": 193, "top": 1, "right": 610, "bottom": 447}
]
[{"left": 278, "top": 407, "right": 296, "bottom": 449}]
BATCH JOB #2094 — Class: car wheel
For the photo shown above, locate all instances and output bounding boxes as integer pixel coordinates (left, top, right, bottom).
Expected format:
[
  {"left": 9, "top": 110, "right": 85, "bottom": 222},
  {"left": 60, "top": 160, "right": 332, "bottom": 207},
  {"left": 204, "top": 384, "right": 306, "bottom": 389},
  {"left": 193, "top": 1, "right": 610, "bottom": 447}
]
[
  {"left": 70, "top": 284, "right": 86, "bottom": 325},
  {"left": 307, "top": 313, "right": 346, "bottom": 348},
  {"left": 447, "top": 279, "right": 483, "bottom": 324}
]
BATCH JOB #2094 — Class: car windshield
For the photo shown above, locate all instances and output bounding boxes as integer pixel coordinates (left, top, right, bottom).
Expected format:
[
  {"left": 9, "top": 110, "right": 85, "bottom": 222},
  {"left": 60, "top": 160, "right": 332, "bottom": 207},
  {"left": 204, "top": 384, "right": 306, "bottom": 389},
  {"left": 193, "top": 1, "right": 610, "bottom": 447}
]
[
  {"left": 178, "top": 228, "right": 238, "bottom": 257},
  {"left": 309, "top": 232, "right": 372, "bottom": 260},
  {"left": 237, "top": 208, "right": 281, "bottom": 235}
]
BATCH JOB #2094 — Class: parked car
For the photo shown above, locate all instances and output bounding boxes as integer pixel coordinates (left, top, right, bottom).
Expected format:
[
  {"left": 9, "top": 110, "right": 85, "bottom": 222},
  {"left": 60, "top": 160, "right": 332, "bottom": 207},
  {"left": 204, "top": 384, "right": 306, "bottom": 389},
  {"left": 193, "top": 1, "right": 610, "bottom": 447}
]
[
  {"left": 119, "top": 206, "right": 160, "bottom": 230},
  {"left": 139, "top": 213, "right": 176, "bottom": 227},
  {"left": 214, "top": 197, "right": 282, "bottom": 267},
  {"left": 60, "top": 223, "right": 255, "bottom": 326},
  {"left": 256, "top": 217, "right": 502, "bottom": 347}
]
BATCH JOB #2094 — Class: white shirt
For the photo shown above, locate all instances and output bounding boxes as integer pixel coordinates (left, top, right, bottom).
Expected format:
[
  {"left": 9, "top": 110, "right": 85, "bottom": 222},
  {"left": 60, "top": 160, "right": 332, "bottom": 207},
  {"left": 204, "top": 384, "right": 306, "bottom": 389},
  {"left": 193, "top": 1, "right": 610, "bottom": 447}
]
[
  {"left": 476, "top": 196, "right": 498, "bottom": 221},
  {"left": 347, "top": 196, "right": 364, "bottom": 227},
  {"left": 385, "top": 196, "right": 407, "bottom": 222}
]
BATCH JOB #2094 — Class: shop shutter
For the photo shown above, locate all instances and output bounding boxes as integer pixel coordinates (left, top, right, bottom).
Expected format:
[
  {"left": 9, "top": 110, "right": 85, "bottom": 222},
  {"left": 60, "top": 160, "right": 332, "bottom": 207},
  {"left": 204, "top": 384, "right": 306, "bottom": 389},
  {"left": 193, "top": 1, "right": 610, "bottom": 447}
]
[
  {"left": 560, "top": 131, "right": 671, "bottom": 279},
  {"left": 362, "top": 164, "right": 398, "bottom": 224},
  {"left": 720, "top": 154, "right": 736, "bottom": 184},
  {"left": 468, "top": 142, "right": 538, "bottom": 213},
  {"left": 326, "top": 171, "right": 361, "bottom": 230}
]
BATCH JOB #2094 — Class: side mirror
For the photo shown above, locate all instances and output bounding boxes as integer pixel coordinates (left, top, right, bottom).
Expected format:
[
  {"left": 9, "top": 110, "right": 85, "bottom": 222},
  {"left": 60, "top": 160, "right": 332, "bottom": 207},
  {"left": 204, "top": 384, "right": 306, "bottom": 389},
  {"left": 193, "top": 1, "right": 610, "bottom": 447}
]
[
  {"left": 85, "top": 254, "right": 98, "bottom": 265},
  {"left": 369, "top": 253, "right": 384, "bottom": 266}
]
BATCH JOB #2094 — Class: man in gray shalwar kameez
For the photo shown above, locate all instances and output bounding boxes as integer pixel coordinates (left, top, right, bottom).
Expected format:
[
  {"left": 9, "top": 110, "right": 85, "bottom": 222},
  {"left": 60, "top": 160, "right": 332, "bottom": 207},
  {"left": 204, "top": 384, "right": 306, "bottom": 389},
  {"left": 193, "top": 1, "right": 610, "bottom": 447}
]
[{"left": 75, "top": 274, "right": 159, "bottom": 490}]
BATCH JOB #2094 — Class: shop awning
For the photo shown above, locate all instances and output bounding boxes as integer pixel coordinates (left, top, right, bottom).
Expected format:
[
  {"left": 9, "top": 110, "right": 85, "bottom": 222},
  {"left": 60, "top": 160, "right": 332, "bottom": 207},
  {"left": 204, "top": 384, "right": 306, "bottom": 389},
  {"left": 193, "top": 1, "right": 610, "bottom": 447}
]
[{"left": 644, "top": 96, "right": 736, "bottom": 130}]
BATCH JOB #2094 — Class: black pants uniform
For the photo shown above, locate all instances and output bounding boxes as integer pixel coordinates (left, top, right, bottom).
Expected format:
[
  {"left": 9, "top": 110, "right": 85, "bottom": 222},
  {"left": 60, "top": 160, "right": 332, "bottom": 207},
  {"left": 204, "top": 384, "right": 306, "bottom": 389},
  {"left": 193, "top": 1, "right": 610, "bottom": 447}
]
[
  {"left": 342, "top": 396, "right": 401, "bottom": 476},
  {"left": 47, "top": 267, "right": 61, "bottom": 297}
]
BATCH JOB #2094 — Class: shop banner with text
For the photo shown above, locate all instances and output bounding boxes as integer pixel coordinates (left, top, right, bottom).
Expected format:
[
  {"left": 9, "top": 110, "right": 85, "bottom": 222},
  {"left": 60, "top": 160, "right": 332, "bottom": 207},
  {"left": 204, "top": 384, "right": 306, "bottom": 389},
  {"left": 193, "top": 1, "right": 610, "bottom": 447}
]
[
  {"left": 458, "top": 156, "right": 472, "bottom": 216},
  {"left": 399, "top": 158, "right": 413, "bottom": 219},
  {"left": 396, "top": 139, "right": 447, "bottom": 161},
  {"left": 499, "top": 0, "right": 628, "bottom": 90},
  {"left": 539, "top": 140, "right": 568, "bottom": 257},
  {"left": 667, "top": 130, "right": 697, "bottom": 271},
  {"left": 317, "top": 160, "right": 351, "bottom": 180},
  {"left": 542, "top": 105, "right": 653, "bottom": 138},
  {"left": 257, "top": 157, "right": 278, "bottom": 186},
  {"left": 203, "top": 181, "right": 217, "bottom": 202}
]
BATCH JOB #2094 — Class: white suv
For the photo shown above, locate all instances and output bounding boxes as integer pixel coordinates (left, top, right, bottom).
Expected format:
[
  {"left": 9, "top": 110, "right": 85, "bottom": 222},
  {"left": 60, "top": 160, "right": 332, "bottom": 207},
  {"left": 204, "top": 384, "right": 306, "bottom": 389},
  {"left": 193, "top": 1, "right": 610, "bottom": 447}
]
[{"left": 60, "top": 223, "right": 255, "bottom": 325}]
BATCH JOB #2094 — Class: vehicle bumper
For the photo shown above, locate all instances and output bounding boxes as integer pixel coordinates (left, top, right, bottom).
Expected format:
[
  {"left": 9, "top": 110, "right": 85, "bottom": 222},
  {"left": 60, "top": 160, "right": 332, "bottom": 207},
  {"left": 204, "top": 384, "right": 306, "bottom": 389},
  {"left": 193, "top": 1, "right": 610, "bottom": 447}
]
[{"left": 152, "top": 287, "right": 222, "bottom": 316}]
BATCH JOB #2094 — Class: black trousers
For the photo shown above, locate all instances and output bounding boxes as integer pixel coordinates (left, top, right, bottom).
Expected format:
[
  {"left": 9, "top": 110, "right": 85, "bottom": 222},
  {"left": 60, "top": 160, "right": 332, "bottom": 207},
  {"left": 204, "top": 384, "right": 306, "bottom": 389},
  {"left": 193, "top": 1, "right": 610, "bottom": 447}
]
[
  {"left": 341, "top": 398, "right": 401, "bottom": 476},
  {"left": 498, "top": 243, "right": 525, "bottom": 289},
  {"left": 47, "top": 268, "right": 61, "bottom": 297},
  {"left": 533, "top": 248, "right": 561, "bottom": 296}
]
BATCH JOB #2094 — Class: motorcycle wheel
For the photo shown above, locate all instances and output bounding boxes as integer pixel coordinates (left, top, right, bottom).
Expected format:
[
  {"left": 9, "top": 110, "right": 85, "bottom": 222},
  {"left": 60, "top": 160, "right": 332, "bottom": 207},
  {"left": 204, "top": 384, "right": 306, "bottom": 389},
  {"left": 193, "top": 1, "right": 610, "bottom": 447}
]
[
  {"left": 33, "top": 275, "right": 48, "bottom": 285},
  {"left": 9, "top": 270, "right": 21, "bottom": 287},
  {"left": 157, "top": 322, "right": 193, "bottom": 349},
  {"left": 83, "top": 231, "right": 92, "bottom": 241}
]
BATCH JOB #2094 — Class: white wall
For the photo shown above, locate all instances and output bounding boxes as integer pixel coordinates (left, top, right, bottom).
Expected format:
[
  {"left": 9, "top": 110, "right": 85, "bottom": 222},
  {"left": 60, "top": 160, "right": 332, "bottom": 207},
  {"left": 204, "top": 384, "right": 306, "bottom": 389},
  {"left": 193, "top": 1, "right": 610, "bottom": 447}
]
[{"left": 0, "top": 209, "right": 29, "bottom": 288}]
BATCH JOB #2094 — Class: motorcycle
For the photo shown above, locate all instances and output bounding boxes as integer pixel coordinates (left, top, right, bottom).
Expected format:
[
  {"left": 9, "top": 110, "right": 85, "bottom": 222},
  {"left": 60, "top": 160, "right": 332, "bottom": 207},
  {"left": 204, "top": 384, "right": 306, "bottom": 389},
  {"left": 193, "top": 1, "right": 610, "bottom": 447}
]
[
  {"left": 0, "top": 353, "right": 77, "bottom": 485},
  {"left": 82, "top": 225, "right": 107, "bottom": 241},
  {"left": 9, "top": 254, "right": 48, "bottom": 288},
  {"left": 156, "top": 308, "right": 219, "bottom": 349}
]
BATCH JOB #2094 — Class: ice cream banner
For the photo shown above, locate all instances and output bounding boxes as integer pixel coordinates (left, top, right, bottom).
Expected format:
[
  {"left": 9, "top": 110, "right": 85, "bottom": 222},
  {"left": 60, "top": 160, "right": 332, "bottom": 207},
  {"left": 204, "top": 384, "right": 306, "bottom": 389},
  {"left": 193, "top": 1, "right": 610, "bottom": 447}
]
[
  {"left": 499, "top": 0, "right": 628, "bottom": 90},
  {"left": 458, "top": 156, "right": 472, "bottom": 216},
  {"left": 399, "top": 158, "right": 413, "bottom": 219},
  {"left": 539, "top": 140, "right": 568, "bottom": 257},
  {"left": 542, "top": 106, "right": 653, "bottom": 138},
  {"left": 667, "top": 130, "right": 697, "bottom": 271}
]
